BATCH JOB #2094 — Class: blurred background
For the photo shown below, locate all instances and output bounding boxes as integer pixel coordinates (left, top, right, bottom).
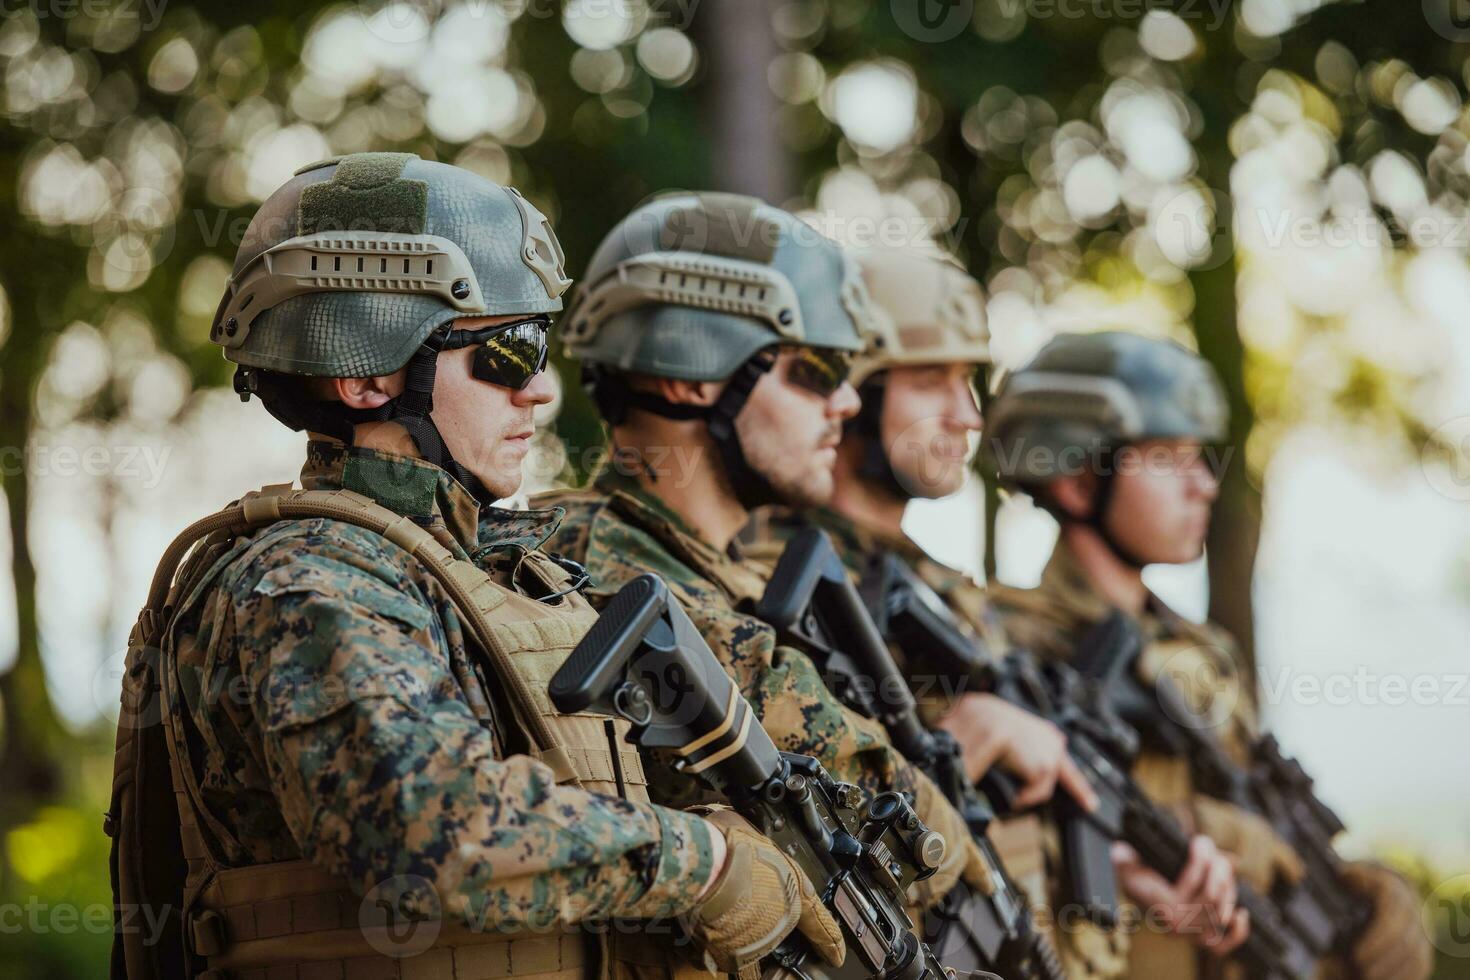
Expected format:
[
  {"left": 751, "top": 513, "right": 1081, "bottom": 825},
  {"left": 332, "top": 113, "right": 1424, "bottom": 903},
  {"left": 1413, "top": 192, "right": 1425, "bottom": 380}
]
[{"left": 3, "top": 0, "right": 1470, "bottom": 975}]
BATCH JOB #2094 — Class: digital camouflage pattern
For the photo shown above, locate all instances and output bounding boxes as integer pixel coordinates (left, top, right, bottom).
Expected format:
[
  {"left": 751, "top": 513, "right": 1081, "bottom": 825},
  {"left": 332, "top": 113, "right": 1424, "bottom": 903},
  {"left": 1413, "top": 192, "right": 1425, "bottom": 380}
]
[
  {"left": 994, "top": 539, "right": 1431, "bottom": 980},
  {"left": 533, "top": 467, "right": 926, "bottom": 809},
  {"left": 163, "top": 438, "right": 717, "bottom": 931},
  {"left": 991, "top": 536, "right": 1258, "bottom": 980},
  {"left": 990, "top": 536, "right": 1258, "bottom": 771},
  {"left": 743, "top": 506, "right": 1131, "bottom": 980}
]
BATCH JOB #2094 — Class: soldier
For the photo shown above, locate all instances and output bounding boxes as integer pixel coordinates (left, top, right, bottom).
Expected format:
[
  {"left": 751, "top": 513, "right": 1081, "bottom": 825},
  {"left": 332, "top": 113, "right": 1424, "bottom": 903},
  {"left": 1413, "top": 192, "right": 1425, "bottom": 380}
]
[
  {"left": 534, "top": 193, "right": 993, "bottom": 924},
  {"left": 106, "top": 154, "right": 844, "bottom": 980},
  {"left": 985, "top": 330, "right": 1433, "bottom": 980},
  {"left": 742, "top": 244, "right": 1252, "bottom": 977}
]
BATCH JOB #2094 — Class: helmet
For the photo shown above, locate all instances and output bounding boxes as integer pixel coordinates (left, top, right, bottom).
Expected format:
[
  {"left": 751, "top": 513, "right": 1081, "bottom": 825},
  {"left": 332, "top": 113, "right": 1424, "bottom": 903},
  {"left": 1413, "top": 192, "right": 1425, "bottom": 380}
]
[
  {"left": 844, "top": 244, "right": 990, "bottom": 500},
  {"left": 563, "top": 192, "right": 877, "bottom": 509},
  {"left": 986, "top": 330, "right": 1228, "bottom": 488},
  {"left": 216, "top": 151, "right": 572, "bottom": 500},
  {"left": 563, "top": 191, "right": 875, "bottom": 378},
  {"left": 849, "top": 244, "right": 991, "bottom": 389},
  {"left": 214, "top": 151, "right": 569, "bottom": 376}
]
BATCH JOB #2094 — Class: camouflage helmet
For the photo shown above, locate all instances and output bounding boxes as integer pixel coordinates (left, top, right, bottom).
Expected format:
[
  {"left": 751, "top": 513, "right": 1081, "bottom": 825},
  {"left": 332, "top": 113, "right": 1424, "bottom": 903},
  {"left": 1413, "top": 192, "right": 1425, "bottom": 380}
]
[
  {"left": 561, "top": 191, "right": 877, "bottom": 380},
  {"left": 212, "top": 151, "right": 570, "bottom": 377},
  {"left": 849, "top": 244, "right": 991, "bottom": 388},
  {"left": 987, "top": 331, "right": 1228, "bottom": 486}
]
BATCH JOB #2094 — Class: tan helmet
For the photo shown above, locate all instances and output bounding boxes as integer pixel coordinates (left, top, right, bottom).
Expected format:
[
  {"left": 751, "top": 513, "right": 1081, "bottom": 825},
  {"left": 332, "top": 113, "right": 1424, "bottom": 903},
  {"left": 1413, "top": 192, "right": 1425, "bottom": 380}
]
[{"left": 849, "top": 244, "right": 990, "bottom": 388}]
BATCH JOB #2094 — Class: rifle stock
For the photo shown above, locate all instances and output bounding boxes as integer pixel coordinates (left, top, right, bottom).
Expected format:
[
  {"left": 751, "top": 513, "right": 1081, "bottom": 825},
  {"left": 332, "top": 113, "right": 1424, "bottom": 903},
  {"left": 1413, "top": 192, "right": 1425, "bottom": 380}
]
[
  {"left": 865, "top": 556, "right": 1322, "bottom": 980},
  {"left": 551, "top": 574, "right": 986, "bottom": 980},
  {"left": 1068, "top": 628, "right": 1373, "bottom": 963},
  {"left": 758, "top": 529, "right": 1065, "bottom": 980}
]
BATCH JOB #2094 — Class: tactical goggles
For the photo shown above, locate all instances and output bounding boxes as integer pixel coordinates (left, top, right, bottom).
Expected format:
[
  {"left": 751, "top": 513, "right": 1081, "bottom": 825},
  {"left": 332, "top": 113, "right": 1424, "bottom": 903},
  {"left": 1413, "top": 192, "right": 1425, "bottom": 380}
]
[
  {"left": 441, "top": 316, "right": 551, "bottom": 390},
  {"left": 781, "top": 345, "right": 853, "bottom": 398}
]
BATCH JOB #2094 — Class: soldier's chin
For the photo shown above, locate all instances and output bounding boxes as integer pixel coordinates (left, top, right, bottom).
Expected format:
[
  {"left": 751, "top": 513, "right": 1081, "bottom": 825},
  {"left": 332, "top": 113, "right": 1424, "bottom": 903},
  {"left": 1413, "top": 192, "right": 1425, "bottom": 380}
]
[
  {"left": 891, "top": 459, "right": 966, "bottom": 501},
  {"left": 771, "top": 468, "right": 834, "bottom": 511},
  {"left": 480, "top": 466, "right": 524, "bottom": 503}
]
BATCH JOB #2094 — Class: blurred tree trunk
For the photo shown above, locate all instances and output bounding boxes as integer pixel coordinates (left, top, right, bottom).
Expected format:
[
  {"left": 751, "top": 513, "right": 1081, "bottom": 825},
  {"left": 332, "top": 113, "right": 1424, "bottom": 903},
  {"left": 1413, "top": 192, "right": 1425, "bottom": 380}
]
[
  {"left": 1191, "top": 59, "right": 1260, "bottom": 683},
  {"left": 0, "top": 271, "right": 65, "bottom": 884},
  {"left": 694, "top": 0, "right": 793, "bottom": 202}
]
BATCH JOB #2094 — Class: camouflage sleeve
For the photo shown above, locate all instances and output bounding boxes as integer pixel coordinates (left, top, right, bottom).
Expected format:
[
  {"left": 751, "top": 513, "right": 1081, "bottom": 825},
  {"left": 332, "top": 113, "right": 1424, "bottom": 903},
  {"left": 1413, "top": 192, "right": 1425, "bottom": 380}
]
[
  {"left": 676, "top": 587, "right": 922, "bottom": 802},
  {"left": 229, "top": 543, "right": 716, "bottom": 929}
]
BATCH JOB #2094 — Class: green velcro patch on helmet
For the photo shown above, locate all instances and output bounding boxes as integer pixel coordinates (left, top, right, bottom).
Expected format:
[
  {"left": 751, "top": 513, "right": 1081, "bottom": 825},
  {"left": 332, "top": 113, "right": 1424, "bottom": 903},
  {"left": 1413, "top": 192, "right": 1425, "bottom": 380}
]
[
  {"left": 299, "top": 152, "right": 428, "bottom": 236},
  {"left": 342, "top": 453, "right": 439, "bottom": 520}
]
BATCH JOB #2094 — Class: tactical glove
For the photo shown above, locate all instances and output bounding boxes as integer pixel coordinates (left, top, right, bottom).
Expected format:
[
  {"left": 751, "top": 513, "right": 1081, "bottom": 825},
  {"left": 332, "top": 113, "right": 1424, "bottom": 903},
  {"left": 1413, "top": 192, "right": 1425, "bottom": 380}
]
[
  {"left": 1340, "top": 861, "right": 1432, "bottom": 980},
  {"left": 685, "top": 808, "right": 845, "bottom": 979}
]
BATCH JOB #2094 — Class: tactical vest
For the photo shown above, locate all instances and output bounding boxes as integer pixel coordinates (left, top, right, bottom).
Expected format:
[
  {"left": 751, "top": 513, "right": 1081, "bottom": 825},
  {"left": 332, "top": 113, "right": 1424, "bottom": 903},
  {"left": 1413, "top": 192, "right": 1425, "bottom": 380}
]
[{"left": 108, "top": 484, "right": 704, "bottom": 980}]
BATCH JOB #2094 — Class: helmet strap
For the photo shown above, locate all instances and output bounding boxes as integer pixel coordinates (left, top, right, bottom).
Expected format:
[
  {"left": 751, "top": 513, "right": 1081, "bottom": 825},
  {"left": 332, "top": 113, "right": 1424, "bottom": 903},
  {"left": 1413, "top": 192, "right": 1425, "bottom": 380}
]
[
  {"left": 588, "top": 350, "right": 782, "bottom": 510},
  {"left": 706, "top": 349, "right": 781, "bottom": 510},
  {"left": 1080, "top": 447, "right": 1151, "bottom": 571},
  {"left": 847, "top": 376, "right": 909, "bottom": 503},
  {"left": 236, "top": 328, "right": 494, "bottom": 503}
]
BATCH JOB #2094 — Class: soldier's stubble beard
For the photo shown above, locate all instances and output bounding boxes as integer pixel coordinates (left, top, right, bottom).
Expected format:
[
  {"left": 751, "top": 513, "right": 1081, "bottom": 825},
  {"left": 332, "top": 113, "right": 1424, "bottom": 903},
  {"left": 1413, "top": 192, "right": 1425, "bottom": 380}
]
[{"left": 734, "top": 414, "right": 844, "bottom": 510}]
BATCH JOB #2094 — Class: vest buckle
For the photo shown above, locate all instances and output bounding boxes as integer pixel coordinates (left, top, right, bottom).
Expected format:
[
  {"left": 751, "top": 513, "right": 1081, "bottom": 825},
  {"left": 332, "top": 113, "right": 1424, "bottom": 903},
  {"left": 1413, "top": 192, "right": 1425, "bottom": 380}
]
[{"left": 189, "top": 909, "right": 227, "bottom": 958}]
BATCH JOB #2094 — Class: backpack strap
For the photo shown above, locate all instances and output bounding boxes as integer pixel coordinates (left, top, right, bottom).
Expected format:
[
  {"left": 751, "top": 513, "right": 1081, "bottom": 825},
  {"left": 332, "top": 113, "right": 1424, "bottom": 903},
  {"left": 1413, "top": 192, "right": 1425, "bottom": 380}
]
[{"left": 135, "top": 485, "right": 575, "bottom": 779}]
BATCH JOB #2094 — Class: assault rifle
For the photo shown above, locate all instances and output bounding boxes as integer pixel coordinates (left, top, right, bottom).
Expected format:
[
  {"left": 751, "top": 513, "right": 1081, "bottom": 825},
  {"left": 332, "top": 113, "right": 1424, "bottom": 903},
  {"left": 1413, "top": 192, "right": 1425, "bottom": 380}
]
[
  {"left": 549, "top": 574, "right": 996, "bottom": 980},
  {"left": 1068, "top": 621, "right": 1373, "bottom": 966},
  {"left": 755, "top": 528, "right": 1065, "bottom": 980},
  {"left": 858, "top": 550, "right": 1323, "bottom": 980}
]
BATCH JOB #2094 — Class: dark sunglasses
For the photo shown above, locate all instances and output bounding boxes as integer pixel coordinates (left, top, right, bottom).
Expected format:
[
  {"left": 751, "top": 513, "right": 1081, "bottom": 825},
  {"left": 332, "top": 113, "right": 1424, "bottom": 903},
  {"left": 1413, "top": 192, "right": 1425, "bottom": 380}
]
[
  {"left": 782, "top": 345, "right": 853, "bottom": 398},
  {"left": 441, "top": 316, "right": 551, "bottom": 390}
]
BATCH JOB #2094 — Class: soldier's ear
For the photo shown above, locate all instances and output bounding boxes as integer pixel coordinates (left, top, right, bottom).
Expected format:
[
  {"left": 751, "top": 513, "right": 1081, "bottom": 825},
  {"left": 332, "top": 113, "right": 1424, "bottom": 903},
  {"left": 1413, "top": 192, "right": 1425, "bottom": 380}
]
[
  {"left": 1049, "top": 472, "right": 1098, "bottom": 521},
  {"left": 654, "top": 376, "right": 721, "bottom": 408},
  {"left": 332, "top": 372, "right": 404, "bottom": 410}
]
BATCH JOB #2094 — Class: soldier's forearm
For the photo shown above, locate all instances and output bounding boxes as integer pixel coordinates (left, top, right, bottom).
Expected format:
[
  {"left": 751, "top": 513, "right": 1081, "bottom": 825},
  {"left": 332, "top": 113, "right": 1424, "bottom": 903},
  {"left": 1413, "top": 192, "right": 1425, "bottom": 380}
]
[{"left": 270, "top": 698, "right": 718, "bottom": 929}]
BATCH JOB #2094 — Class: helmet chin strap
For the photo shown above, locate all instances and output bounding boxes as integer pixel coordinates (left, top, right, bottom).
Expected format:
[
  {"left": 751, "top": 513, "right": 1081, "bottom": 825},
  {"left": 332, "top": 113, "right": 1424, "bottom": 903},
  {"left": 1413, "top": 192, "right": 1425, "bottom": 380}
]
[
  {"left": 1076, "top": 447, "right": 1152, "bottom": 571},
  {"left": 236, "top": 328, "right": 495, "bottom": 504},
  {"left": 586, "top": 350, "right": 783, "bottom": 511},
  {"left": 848, "top": 377, "right": 910, "bottom": 503}
]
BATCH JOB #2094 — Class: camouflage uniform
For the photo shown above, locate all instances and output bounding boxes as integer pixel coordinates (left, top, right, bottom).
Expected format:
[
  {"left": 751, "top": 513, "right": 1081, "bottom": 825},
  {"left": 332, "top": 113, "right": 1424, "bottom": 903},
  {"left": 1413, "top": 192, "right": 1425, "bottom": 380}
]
[
  {"left": 744, "top": 506, "right": 1131, "bottom": 980},
  {"left": 533, "top": 468, "right": 925, "bottom": 809},
  {"left": 991, "top": 537, "right": 1255, "bottom": 980},
  {"left": 161, "top": 439, "right": 716, "bottom": 953}
]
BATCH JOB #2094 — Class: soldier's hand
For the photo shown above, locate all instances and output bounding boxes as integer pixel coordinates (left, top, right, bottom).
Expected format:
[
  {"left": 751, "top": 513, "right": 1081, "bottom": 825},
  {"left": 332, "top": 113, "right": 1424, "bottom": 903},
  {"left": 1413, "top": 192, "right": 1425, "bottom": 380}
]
[
  {"left": 1340, "top": 861, "right": 1432, "bottom": 980},
  {"left": 685, "top": 808, "right": 844, "bottom": 977},
  {"left": 1113, "top": 837, "right": 1250, "bottom": 956},
  {"left": 936, "top": 692, "right": 1098, "bottom": 811},
  {"left": 1190, "top": 796, "right": 1305, "bottom": 894}
]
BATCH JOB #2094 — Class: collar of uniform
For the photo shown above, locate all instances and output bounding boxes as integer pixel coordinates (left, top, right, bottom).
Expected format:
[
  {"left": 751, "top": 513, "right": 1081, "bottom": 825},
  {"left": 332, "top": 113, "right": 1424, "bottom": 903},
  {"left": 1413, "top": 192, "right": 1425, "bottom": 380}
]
[
  {"left": 1038, "top": 537, "right": 1191, "bottom": 646},
  {"left": 808, "top": 508, "right": 927, "bottom": 572},
  {"left": 302, "top": 439, "right": 566, "bottom": 560},
  {"left": 300, "top": 438, "right": 485, "bottom": 553},
  {"left": 1036, "top": 537, "right": 1120, "bottom": 626},
  {"left": 592, "top": 466, "right": 764, "bottom": 602},
  {"left": 473, "top": 504, "right": 565, "bottom": 561}
]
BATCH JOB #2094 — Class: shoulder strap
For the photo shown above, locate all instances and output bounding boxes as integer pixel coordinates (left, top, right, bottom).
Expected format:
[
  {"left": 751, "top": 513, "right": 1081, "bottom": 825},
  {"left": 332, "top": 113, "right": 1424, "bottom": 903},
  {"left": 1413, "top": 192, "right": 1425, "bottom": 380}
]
[{"left": 133, "top": 484, "right": 578, "bottom": 780}]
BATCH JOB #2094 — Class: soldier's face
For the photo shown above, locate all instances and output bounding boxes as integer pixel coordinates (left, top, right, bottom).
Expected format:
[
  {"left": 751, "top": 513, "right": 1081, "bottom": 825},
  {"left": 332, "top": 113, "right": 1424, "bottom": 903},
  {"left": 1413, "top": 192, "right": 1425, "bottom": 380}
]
[
  {"left": 736, "top": 349, "right": 861, "bottom": 509},
  {"left": 878, "top": 363, "right": 984, "bottom": 500},
  {"left": 1101, "top": 438, "right": 1219, "bottom": 563},
  {"left": 429, "top": 314, "right": 556, "bottom": 500}
]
